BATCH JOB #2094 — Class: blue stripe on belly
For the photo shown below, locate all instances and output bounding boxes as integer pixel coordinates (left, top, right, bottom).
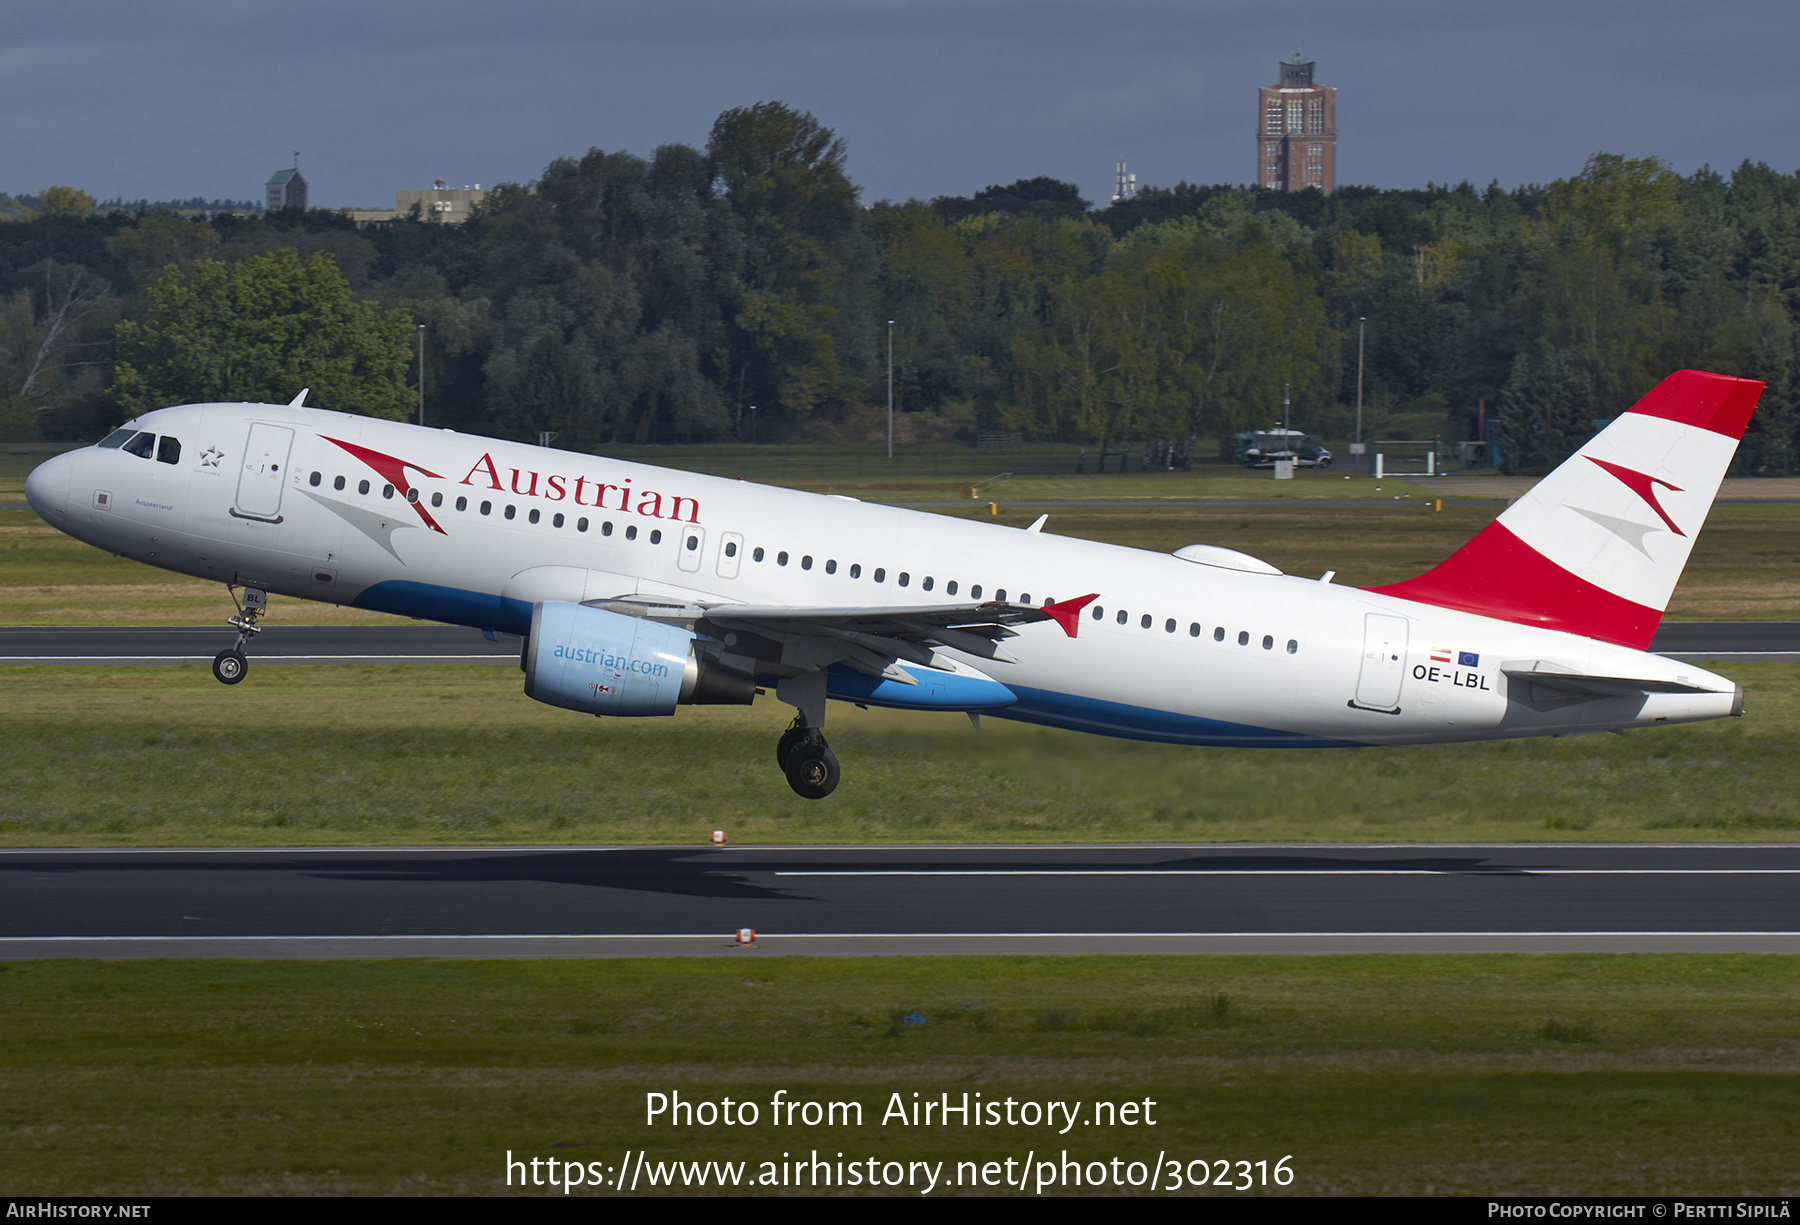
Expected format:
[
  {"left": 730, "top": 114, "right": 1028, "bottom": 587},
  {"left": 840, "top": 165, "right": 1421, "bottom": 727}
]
[
  {"left": 352, "top": 580, "right": 533, "bottom": 634},
  {"left": 997, "top": 685, "right": 1368, "bottom": 748}
]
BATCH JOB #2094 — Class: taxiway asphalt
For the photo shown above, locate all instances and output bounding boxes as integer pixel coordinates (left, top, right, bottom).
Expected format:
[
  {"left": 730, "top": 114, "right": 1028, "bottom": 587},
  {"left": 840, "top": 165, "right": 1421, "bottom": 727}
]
[{"left": 1, "top": 844, "right": 1794, "bottom": 958}]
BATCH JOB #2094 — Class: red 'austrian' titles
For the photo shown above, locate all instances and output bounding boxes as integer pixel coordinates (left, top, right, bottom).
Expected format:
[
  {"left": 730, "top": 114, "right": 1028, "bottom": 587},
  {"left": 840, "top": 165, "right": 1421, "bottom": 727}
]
[{"left": 459, "top": 452, "right": 702, "bottom": 523}]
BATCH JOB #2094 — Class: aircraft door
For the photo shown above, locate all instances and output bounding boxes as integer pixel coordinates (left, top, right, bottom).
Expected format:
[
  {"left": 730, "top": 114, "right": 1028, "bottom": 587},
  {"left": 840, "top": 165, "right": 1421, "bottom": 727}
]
[
  {"left": 677, "top": 526, "right": 706, "bottom": 573},
  {"left": 715, "top": 531, "right": 744, "bottom": 579},
  {"left": 233, "top": 423, "right": 294, "bottom": 521},
  {"left": 1352, "top": 613, "right": 1408, "bottom": 713}
]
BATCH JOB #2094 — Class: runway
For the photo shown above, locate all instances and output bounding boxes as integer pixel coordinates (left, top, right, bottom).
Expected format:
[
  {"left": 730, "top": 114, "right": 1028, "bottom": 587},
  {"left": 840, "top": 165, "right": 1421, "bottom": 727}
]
[
  {"left": 1, "top": 844, "right": 1795, "bottom": 958},
  {"left": 0, "top": 621, "right": 1796, "bottom": 665}
]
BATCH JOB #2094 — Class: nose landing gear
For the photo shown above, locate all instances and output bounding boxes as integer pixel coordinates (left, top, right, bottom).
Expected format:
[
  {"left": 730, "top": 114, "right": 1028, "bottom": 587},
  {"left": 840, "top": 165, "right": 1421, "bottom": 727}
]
[
  {"left": 212, "top": 649, "right": 247, "bottom": 684},
  {"left": 213, "top": 585, "right": 265, "bottom": 685}
]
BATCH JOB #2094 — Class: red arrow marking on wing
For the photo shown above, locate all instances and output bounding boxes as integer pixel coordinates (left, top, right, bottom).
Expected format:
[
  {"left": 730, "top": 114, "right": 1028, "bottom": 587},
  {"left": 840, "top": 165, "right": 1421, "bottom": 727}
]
[
  {"left": 322, "top": 436, "right": 448, "bottom": 534},
  {"left": 1042, "top": 593, "right": 1100, "bottom": 638},
  {"left": 1586, "top": 457, "right": 1685, "bottom": 537}
]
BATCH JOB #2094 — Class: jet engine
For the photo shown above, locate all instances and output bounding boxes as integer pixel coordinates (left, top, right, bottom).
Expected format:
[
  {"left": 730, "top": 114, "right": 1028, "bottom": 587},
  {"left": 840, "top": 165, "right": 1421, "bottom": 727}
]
[{"left": 523, "top": 601, "right": 755, "bottom": 716}]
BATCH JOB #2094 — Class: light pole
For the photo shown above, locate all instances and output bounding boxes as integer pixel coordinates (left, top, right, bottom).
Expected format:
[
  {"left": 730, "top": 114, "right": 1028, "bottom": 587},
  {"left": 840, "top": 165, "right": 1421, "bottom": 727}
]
[
  {"left": 1355, "top": 315, "right": 1366, "bottom": 465},
  {"left": 416, "top": 324, "right": 426, "bottom": 427},
  {"left": 886, "top": 319, "right": 894, "bottom": 460}
]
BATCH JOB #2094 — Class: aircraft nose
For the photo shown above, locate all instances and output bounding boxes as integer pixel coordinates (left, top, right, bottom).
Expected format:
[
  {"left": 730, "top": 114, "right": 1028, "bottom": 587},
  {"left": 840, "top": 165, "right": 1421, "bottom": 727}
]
[{"left": 24, "top": 450, "right": 73, "bottom": 522}]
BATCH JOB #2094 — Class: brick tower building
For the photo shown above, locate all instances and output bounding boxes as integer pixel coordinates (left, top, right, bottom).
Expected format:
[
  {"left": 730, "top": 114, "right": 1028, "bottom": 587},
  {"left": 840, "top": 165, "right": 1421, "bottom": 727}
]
[{"left": 1256, "top": 56, "right": 1336, "bottom": 193}]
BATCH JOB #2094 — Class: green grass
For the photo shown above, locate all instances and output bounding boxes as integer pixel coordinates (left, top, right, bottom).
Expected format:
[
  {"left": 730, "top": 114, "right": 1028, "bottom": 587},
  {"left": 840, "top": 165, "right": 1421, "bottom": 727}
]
[
  {"left": 2, "top": 955, "right": 1795, "bottom": 1195},
  {"left": 3, "top": 663, "right": 1796, "bottom": 845}
]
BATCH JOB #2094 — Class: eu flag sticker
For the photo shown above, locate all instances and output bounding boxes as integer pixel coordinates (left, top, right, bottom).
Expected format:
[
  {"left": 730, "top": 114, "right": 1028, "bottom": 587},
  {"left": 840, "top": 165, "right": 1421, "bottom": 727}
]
[{"left": 1458, "top": 651, "right": 1480, "bottom": 667}]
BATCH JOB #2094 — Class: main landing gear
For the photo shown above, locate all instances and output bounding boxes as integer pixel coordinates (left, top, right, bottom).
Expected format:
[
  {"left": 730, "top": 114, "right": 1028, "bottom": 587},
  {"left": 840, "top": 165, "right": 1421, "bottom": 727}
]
[
  {"left": 212, "top": 586, "right": 265, "bottom": 685},
  {"left": 776, "top": 714, "right": 840, "bottom": 800},
  {"left": 773, "top": 670, "right": 839, "bottom": 799}
]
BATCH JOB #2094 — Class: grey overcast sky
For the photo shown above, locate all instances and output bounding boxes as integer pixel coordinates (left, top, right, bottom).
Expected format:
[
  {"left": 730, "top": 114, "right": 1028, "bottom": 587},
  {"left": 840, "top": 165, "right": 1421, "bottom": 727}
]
[{"left": 4, "top": 0, "right": 1797, "bottom": 209}]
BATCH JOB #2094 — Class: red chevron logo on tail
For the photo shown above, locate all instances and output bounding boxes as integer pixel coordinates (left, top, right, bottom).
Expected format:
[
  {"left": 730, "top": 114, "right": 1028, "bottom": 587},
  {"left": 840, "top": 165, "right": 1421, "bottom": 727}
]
[{"left": 1586, "top": 457, "right": 1685, "bottom": 536}]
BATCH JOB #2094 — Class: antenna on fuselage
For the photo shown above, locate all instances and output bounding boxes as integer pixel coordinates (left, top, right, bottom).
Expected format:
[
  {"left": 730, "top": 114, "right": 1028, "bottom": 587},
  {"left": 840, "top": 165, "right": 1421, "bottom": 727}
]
[{"left": 288, "top": 388, "right": 309, "bottom": 407}]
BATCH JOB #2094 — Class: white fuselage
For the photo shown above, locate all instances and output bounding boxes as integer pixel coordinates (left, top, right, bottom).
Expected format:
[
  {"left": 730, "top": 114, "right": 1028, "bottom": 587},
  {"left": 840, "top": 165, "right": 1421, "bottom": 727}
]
[{"left": 25, "top": 402, "right": 1740, "bottom": 747}]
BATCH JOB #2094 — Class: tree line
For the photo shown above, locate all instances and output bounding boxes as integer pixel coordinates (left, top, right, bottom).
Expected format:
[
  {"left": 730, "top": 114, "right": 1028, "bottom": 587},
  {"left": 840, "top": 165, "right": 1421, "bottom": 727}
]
[{"left": 3, "top": 103, "right": 1797, "bottom": 475}]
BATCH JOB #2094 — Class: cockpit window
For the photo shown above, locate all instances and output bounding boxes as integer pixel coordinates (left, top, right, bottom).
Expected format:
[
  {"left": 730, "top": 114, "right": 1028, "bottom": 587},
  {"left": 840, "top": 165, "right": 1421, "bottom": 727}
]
[
  {"left": 156, "top": 436, "right": 181, "bottom": 465},
  {"left": 121, "top": 432, "right": 156, "bottom": 459},
  {"left": 96, "top": 429, "right": 135, "bottom": 449}
]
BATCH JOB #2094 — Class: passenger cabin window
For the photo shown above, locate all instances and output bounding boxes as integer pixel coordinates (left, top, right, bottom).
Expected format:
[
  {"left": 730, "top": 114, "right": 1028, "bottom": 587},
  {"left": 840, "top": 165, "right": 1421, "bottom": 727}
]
[
  {"left": 383, "top": 484, "right": 395, "bottom": 499},
  {"left": 921, "top": 576, "right": 933, "bottom": 592},
  {"left": 1287, "top": 639, "right": 1299, "bottom": 655},
  {"left": 898, "top": 572, "right": 910, "bottom": 587},
  {"left": 504, "top": 504, "right": 516, "bottom": 520},
  {"left": 971, "top": 585, "right": 982, "bottom": 600},
  {"left": 122, "top": 432, "right": 156, "bottom": 459},
  {"left": 753, "top": 546, "right": 764, "bottom": 561},
  {"left": 554, "top": 513, "right": 565, "bottom": 528},
  {"left": 849, "top": 563, "right": 861, "bottom": 578},
  {"left": 309, "top": 471, "right": 322, "bottom": 487},
  {"left": 650, "top": 529, "right": 661, "bottom": 544},
  {"left": 1140, "top": 614, "right": 1152, "bottom": 629},
  {"left": 1091, "top": 605, "right": 1104, "bottom": 620},
  {"left": 528, "top": 508, "right": 540, "bottom": 524},
  {"left": 995, "top": 590, "right": 1006, "bottom": 602},
  {"left": 777, "top": 551, "right": 788, "bottom": 566},
  {"left": 1263, "top": 635, "right": 1274, "bottom": 650},
  {"left": 1238, "top": 631, "right": 1250, "bottom": 646},
  {"left": 97, "top": 429, "right": 134, "bottom": 449},
  {"left": 725, "top": 542, "right": 738, "bottom": 558},
  {"left": 1189, "top": 623, "right": 1201, "bottom": 637},
  {"left": 603, "top": 522, "right": 614, "bottom": 536},
  {"left": 336, "top": 476, "right": 347, "bottom": 491},
  {"left": 874, "top": 568, "right": 886, "bottom": 583},
  {"left": 625, "top": 525, "right": 637, "bottom": 540},
  {"left": 825, "top": 559, "right": 836, "bottom": 574},
  {"left": 801, "top": 555, "right": 812, "bottom": 570},
  {"left": 455, "top": 495, "right": 466, "bottom": 510},
  {"left": 1117, "top": 610, "right": 1128, "bottom": 625},
  {"left": 407, "top": 489, "right": 419, "bottom": 504},
  {"left": 359, "top": 480, "right": 371, "bottom": 495},
  {"left": 1214, "top": 627, "right": 1225, "bottom": 642},
  {"left": 480, "top": 500, "right": 491, "bottom": 515},
  {"left": 431, "top": 492, "right": 443, "bottom": 507},
  {"left": 1165, "top": 619, "right": 1176, "bottom": 633},
  {"left": 577, "top": 518, "right": 589, "bottom": 532},
  {"left": 946, "top": 580, "right": 957, "bottom": 595}
]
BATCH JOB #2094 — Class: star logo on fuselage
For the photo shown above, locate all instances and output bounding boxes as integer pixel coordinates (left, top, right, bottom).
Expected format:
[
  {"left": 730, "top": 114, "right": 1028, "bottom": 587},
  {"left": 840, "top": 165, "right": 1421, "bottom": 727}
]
[{"left": 200, "top": 446, "right": 223, "bottom": 468}]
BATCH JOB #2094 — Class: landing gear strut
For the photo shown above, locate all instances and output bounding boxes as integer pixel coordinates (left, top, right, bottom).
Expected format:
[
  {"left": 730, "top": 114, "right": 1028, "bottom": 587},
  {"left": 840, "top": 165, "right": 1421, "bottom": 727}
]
[{"left": 213, "top": 585, "right": 265, "bottom": 685}]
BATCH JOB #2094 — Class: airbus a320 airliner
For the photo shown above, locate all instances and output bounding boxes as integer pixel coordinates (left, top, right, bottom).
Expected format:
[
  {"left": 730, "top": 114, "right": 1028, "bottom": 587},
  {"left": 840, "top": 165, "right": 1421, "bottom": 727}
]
[{"left": 24, "top": 370, "right": 1760, "bottom": 798}]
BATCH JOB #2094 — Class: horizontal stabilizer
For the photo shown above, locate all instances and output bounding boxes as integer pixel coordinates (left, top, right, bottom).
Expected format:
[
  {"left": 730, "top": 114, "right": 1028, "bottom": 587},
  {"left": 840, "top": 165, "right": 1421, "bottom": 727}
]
[{"left": 1500, "top": 660, "right": 1720, "bottom": 699}]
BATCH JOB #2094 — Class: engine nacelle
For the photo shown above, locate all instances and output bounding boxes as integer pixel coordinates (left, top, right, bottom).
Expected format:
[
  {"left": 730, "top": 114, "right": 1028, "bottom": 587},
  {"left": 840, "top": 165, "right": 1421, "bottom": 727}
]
[{"left": 524, "top": 601, "right": 754, "bottom": 717}]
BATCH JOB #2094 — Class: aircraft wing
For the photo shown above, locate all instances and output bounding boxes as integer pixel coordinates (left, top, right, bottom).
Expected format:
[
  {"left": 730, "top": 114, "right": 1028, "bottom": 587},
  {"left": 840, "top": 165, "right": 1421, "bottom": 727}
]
[{"left": 586, "top": 594, "right": 1098, "bottom": 680}]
